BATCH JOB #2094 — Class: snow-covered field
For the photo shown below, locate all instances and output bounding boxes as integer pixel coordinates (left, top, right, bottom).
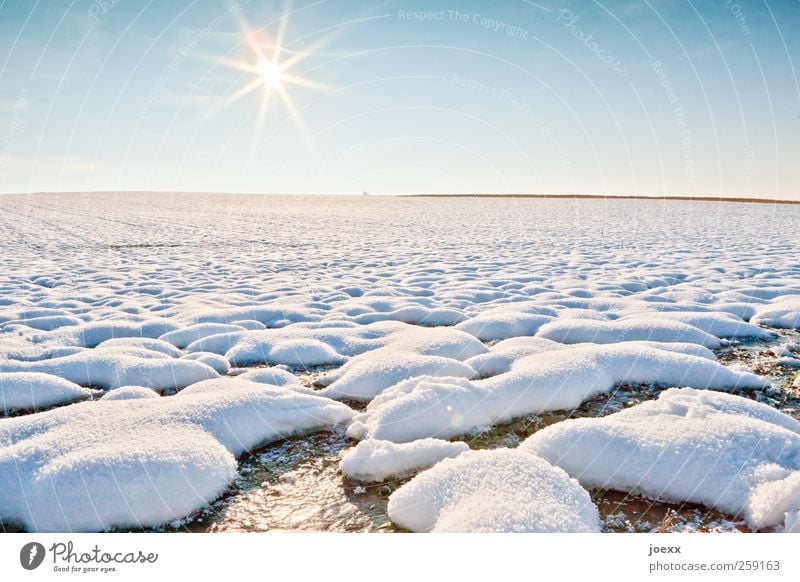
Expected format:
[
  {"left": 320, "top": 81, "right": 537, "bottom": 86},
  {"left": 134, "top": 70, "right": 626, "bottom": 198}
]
[{"left": 1, "top": 193, "right": 799, "bottom": 533}]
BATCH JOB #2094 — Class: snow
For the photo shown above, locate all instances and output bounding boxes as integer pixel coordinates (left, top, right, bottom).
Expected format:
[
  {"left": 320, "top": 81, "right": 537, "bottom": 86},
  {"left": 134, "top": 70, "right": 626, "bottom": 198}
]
[
  {"left": 387, "top": 449, "right": 600, "bottom": 532},
  {"left": 752, "top": 296, "right": 800, "bottom": 329},
  {"left": 56, "top": 320, "right": 180, "bottom": 348},
  {"left": 0, "top": 377, "right": 354, "bottom": 531},
  {"left": 237, "top": 366, "right": 300, "bottom": 387},
  {"left": 536, "top": 317, "right": 722, "bottom": 347},
  {"left": 159, "top": 323, "right": 246, "bottom": 348},
  {"left": 523, "top": 388, "right": 800, "bottom": 529},
  {"left": 101, "top": 386, "right": 160, "bottom": 400},
  {"left": 95, "top": 337, "right": 182, "bottom": 358},
  {"left": 348, "top": 343, "right": 766, "bottom": 442},
  {"left": 340, "top": 438, "right": 468, "bottom": 481},
  {"left": 228, "top": 337, "right": 347, "bottom": 367},
  {"left": 0, "top": 372, "right": 96, "bottom": 413},
  {"left": 0, "top": 314, "right": 81, "bottom": 331},
  {"left": 320, "top": 349, "right": 475, "bottom": 401},
  {"left": 617, "top": 311, "right": 772, "bottom": 339},
  {"left": 352, "top": 305, "right": 466, "bottom": 326},
  {"left": 456, "top": 312, "right": 553, "bottom": 341},
  {"left": 1, "top": 194, "right": 799, "bottom": 532},
  {"left": 1, "top": 350, "right": 219, "bottom": 391},
  {"left": 466, "top": 337, "right": 567, "bottom": 377},
  {"left": 181, "top": 352, "right": 230, "bottom": 375}
]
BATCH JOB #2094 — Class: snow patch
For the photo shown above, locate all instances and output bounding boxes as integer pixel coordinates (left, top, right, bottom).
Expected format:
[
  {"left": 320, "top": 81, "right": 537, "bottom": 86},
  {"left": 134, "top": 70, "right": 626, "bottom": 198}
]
[
  {"left": 523, "top": 388, "right": 800, "bottom": 530},
  {"left": 0, "top": 378, "right": 354, "bottom": 531},
  {"left": 0, "top": 372, "right": 96, "bottom": 413},
  {"left": 340, "top": 438, "right": 468, "bottom": 481},
  {"left": 387, "top": 449, "right": 600, "bottom": 532}
]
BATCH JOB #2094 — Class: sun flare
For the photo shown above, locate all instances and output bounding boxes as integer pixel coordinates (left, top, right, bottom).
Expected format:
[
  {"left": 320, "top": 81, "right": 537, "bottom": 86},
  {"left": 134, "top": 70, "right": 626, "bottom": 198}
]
[
  {"left": 258, "top": 58, "right": 285, "bottom": 87},
  {"left": 213, "top": 4, "right": 333, "bottom": 142}
]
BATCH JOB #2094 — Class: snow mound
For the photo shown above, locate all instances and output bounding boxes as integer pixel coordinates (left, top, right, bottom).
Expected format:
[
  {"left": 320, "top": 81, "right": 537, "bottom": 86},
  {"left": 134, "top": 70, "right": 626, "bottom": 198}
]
[
  {"left": 180, "top": 352, "right": 230, "bottom": 375},
  {"left": 215, "top": 323, "right": 484, "bottom": 370},
  {"left": 466, "top": 337, "right": 566, "bottom": 377},
  {"left": 387, "top": 448, "right": 600, "bottom": 532},
  {"left": 184, "top": 331, "right": 248, "bottom": 354},
  {"left": 353, "top": 305, "right": 466, "bottom": 326},
  {"left": 95, "top": 337, "right": 182, "bottom": 358},
  {"left": 523, "top": 388, "right": 800, "bottom": 529},
  {"left": 1, "top": 314, "right": 82, "bottom": 332},
  {"left": 0, "top": 378, "right": 354, "bottom": 531},
  {"left": 57, "top": 320, "right": 180, "bottom": 348},
  {"left": 237, "top": 367, "right": 300, "bottom": 387},
  {"left": 0, "top": 372, "right": 96, "bottom": 413},
  {"left": 537, "top": 317, "right": 721, "bottom": 347},
  {"left": 348, "top": 344, "right": 766, "bottom": 442},
  {"left": 321, "top": 349, "right": 475, "bottom": 401},
  {"left": 752, "top": 296, "right": 800, "bottom": 329},
  {"left": 340, "top": 438, "right": 468, "bottom": 482},
  {"left": 159, "top": 323, "right": 246, "bottom": 348},
  {"left": 619, "top": 311, "right": 771, "bottom": 339},
  {"left": 1, "top": 351, "right": 219, "bottom": 391},
  {"left": 192, "top": 305, "right": 324, "bottom": 327},
  {"left": 456, "top": 313, "right": 553, "bottom": 341},
  {"left": 101, "top": 386, "right": 160, "bottom": 400},
  {"left": 383, "top": 326, "right": 487, "bottom": 361},
  {"left": 227, "top": 336, "right": 346, "bottom": 367}
]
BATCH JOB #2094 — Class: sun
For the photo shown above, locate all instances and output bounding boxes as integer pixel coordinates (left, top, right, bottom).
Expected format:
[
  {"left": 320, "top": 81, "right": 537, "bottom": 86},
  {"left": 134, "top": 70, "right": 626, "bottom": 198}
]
[
  {"left": 211, "top": 4, "right": 333, "bottom": 142},
  {"left": 258, "top": 58, "right": 285, "bottom": 87}
]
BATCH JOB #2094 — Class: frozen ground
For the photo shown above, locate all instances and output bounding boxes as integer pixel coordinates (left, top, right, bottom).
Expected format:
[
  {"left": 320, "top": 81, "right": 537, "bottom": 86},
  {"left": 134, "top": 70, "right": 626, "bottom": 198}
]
[{"left": 1, "top": 193, "right": 799, "bottom": 533}]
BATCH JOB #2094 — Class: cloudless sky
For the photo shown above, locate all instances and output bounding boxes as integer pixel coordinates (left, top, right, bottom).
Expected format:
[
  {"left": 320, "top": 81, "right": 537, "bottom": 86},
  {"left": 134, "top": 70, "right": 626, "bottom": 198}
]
[{"left": 0, "top": 0, "right": 798, "bottom": 198}]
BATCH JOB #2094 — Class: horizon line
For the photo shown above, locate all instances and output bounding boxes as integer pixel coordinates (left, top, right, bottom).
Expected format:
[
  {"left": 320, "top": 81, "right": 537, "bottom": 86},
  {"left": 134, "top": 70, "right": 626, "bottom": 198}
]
[{"left": 1, "top": 191, "right": 798, "bottom": 205}]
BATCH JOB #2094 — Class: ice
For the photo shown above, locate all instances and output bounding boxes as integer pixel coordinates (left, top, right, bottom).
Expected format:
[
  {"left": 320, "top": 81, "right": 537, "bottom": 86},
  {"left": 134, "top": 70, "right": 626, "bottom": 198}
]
[
  {"left": 0, "top": 378, "right": 354, "bottom": 531},
  {"left": 348, "top": 344, "right": 767, "bottom": 442},
  {"left": 340, "top": 438, "right": 468, "bottom": 481},
  {"left": 0, "top": 372, "right": 96, "bottom": 413},
  {"left": 387, "top": 449, "right": 600, "bottom": 532},
  {"left": 523, "top": 388, "right": 800, "bottom": 529}
]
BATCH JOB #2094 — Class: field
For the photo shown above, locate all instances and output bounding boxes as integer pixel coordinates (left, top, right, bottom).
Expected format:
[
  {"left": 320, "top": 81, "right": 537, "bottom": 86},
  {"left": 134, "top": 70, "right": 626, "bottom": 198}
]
[{"left": 1, "top": 193, "right": 799, "bottom": 533}]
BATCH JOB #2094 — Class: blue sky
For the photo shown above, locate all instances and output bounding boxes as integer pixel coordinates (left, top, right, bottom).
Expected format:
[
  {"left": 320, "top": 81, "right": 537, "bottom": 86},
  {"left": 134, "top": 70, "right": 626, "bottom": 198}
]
[{"left": 0, "top": 0, "right": 798, "bottom": 198}]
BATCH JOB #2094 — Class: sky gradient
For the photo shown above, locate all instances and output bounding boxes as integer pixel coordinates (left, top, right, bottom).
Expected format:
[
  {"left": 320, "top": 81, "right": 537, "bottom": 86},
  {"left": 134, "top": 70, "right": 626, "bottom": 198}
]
[{"left": 0, "top": 0, "right": 798, "bottom": 198}]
